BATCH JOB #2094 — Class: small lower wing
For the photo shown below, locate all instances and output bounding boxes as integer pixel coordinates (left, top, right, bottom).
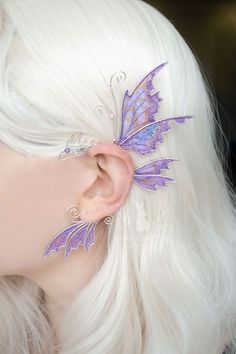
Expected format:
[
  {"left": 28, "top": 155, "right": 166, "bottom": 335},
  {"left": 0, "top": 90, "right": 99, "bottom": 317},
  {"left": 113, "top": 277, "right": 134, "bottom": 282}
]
[
  {"left": 133, "top": 174, "right": 176, "bottom": 191},
  {"left": 133, "top": 158, "right": 177, "bottom": 191}
]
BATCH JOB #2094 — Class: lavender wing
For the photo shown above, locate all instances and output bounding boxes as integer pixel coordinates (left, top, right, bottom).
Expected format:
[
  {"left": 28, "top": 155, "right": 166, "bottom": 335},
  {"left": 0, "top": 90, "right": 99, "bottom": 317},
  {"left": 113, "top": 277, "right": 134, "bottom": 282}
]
[
  {"left": 133, "top": 158, "right": 177, "bottom": 191},
  {"left": 44, "top": 222, "right": 83, "bottom": 257},
  {"left": 115, "top": 62, "right": 167, "bottom": 145}
]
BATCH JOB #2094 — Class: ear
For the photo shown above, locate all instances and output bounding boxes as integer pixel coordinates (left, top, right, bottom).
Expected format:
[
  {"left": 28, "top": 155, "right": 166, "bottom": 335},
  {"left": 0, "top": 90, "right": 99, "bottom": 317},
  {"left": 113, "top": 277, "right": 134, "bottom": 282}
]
[{"left": 78, "top": 143, "right": 135, "bottom": 222}]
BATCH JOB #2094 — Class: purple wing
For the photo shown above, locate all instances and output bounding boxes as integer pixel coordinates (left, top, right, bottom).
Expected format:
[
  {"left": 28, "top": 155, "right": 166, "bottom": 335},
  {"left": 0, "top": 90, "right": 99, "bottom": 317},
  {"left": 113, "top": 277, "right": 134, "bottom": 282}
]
[
  {"left": 44, "top": 220, "right": 98, "bottom": 258},
  {"left": 44, "top": 222, "right": 83, "bottom": 257},
  {"left": 114, "top": 62, "right": 167, "bottom": 144},
  {"left": 113, "top": 62, "right": 193, "bottom": 155},
  {"left": 65, "top": 221, "right": 98, "bottom": 258},
  {"left": 117, "top": 116, "right": 192, "bottom": 155},
  {"left": 133, "top": 158, "right": 177, "bottom": 191}
]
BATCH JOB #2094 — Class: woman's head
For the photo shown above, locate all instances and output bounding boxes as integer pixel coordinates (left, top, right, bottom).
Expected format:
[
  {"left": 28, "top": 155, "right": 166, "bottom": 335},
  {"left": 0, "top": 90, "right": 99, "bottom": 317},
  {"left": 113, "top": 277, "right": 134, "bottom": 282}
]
[
  {"left": 0, "top": 0, "right": 236, "bottom": 353},
  {"left": 0, "top": 0, "right": 210, "bottom": 273}
]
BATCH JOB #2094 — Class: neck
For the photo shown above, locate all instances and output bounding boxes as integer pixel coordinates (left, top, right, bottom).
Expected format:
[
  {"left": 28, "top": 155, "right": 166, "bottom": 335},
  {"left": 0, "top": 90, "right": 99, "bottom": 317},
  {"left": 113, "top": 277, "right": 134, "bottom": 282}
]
[{"left": 24, "top": 221, "right": 107, "bottom": 321}]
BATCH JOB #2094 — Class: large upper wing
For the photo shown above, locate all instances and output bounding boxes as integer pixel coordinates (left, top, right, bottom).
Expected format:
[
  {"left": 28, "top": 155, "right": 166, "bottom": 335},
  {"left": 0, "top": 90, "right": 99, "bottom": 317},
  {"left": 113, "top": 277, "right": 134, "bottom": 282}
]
[{"left": 115, "top": 62, "right": 167, "bottom": 145}]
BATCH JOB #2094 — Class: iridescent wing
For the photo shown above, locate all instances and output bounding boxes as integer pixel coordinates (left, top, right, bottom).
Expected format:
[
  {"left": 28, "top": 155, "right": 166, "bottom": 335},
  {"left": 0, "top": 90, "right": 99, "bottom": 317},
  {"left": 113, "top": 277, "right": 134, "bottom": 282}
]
[
  {"left": 44, "top": 221, "right": 97, "bottom": 258},
  {"left": 44, "top": 223, "right": 81, "bottom": 257},
  {"left": 114, "top": 62, "right": 193, "bottom": 155},
  {"left": 114, "top": 62, "right": 167, "bottom": 145},
  {"left": 133, "top": 158, "right": 177, "bottom": 191}
]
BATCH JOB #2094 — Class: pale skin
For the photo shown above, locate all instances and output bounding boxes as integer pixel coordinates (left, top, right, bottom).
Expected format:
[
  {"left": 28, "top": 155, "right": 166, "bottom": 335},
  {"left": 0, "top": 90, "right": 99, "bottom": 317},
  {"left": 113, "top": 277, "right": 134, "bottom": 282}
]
[{"left": 0, "top": 140, "right": 134, "bottom": 326}]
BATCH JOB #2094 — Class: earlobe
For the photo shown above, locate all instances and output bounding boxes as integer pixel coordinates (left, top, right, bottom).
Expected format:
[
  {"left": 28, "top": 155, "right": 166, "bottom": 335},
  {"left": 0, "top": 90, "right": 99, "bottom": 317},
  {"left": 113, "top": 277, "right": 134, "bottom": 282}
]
[{"left": 79, "top": 143, "right": 135, "bottom": 222}]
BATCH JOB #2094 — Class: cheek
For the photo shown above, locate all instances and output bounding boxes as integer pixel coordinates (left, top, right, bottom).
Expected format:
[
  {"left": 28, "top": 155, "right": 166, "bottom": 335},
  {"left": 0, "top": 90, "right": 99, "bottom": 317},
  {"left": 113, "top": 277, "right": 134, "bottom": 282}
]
[{"left": 0, "top": 162, "right": 68, "bottom": 275}]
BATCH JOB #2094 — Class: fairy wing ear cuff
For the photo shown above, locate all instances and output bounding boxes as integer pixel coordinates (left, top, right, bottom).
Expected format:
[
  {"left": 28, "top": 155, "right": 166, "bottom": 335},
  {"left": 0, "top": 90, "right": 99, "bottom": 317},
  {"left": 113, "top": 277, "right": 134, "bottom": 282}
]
[{"left": 44, "top": 62, "right": 193, "bottom": 259}]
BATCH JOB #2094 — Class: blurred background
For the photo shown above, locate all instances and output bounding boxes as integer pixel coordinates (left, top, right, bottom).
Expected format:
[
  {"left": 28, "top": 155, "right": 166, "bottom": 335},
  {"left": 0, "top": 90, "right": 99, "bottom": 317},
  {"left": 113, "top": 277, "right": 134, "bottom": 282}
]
[{"left": 145, "top": 0, "right": 236, "bottom": 188}]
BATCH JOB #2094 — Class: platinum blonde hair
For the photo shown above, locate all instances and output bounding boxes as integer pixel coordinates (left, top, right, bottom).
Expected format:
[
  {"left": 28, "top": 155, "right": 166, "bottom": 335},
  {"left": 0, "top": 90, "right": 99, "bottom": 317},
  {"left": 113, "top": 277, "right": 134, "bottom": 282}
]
[{"left": 0, "top": 0, "right": 236, "bottom": 353}]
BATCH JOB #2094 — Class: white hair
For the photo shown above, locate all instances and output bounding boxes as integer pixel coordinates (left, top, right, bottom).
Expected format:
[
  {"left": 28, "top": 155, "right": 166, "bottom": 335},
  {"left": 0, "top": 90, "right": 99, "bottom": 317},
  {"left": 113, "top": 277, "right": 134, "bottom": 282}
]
[{"left": 0, "top": 0, "right": 236, "bottom": 353}]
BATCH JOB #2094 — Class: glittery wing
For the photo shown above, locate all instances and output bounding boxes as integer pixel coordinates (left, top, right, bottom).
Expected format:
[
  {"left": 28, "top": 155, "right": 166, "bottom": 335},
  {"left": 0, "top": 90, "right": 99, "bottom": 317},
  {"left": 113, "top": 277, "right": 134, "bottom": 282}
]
[
  {"left": 114, "top": 62, "right": 167, "bottom": 145},
  {"left": 44, "top": 220, "right": 98, "bottom": 259},
  {"left": 117, "top": 116, "right": 193, "bottom": 155},
  {"left": 44, "top": 222, "right": 83, "bottom": 257},
  {"left": 133, "top": 158, "right": 177, "bottom": 191},
  {"left": 65, "top": 221, "right": 98, "bottom": 258}
]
